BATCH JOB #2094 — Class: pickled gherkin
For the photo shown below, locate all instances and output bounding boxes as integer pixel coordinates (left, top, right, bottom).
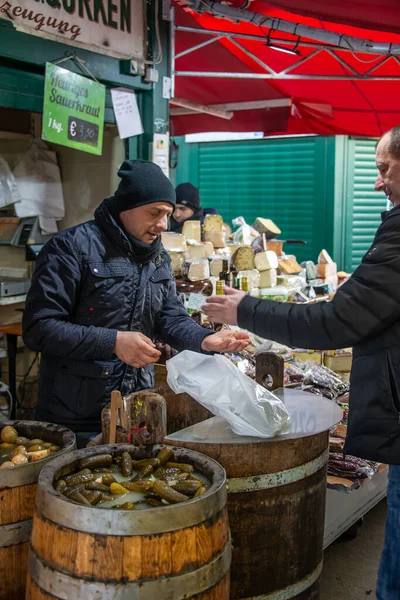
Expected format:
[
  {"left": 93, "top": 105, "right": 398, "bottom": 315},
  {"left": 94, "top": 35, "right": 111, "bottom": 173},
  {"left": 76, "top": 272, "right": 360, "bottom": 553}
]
[
  {"left": 156, "top": 447, "right": 174, "bottom": 466},
  {"left": 55, "top": 447, "right": 210, "bottom": 509},
  {"left": 121, "top": 452, "right": 133, "bottom": 477},
  {"left": 78, "top": 454, "right": 113, "bottom": 470},
  {"left": 152, "top": 481, "right": 189, "bottom": 504}
]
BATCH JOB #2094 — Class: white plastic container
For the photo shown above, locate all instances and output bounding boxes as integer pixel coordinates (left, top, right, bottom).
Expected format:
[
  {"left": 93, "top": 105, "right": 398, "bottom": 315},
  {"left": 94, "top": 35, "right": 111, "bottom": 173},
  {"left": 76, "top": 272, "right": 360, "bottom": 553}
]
[{"left": 259, "top": 286, "right": 288, "bottom": 301}]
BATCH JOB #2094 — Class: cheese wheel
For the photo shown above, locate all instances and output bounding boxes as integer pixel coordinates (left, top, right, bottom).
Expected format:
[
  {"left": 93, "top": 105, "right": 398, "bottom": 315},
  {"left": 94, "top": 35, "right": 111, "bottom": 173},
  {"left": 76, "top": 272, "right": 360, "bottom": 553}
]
[
  {"left": 254, "top": 251, "right": 278, "bottom": 271},
  {"left": 187, "top": 240, "right": 207, "bottom": 260},
  {"left": 203, "top": 214, "right": 223, "bottom": 233},
  {"left": 182, "top": 259, "right": 210, "bottom": 282},
  {"left": 231, "top": 246, "right": 255, "bottom": 271},
  {"left": 161, "top": 232, "right": 187, "bottom": 251},
  {"left": 182, "top": 220, "right": 201, "bottom": 243},
  {"left": 252, "top": 218, "right": 281, "bottom": 238}
]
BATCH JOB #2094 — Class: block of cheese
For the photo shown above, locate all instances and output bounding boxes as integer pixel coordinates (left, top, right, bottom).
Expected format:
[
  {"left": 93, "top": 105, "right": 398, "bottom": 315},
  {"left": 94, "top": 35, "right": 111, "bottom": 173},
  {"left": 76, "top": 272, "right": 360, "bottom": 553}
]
[
  {"left": 232, "top": 246, "right": 255, "bottom": 271},
  {"left": 238, "top": 269, "right": 260, "bottom": 290},
  {"left": 259, "top": 268, "right": 277, "bottom": 288},
  {"left": 322, "top": 274, "right": 339, "bottom": 291},
  {"left": 169, "top": 251, "right": 186, "bottom": 276},
  {"left": 227, "top": 242, "right": 244, "bottom": 256},
  {"left": 187, "top": 240, "right": 207, "bottom": 260},
  {"left": 161, "top": 232, "right": 187, "bottom": 251},
  {"left": 203, "top": 231, "right": 226, "bottom": 248},
  {"left": 252, "top": 218, "right": 281, "bottom": 239},
  {"left": 182, "top": 259, "right": 210, "bottom": 282},
  {"left": 254, "top": 251, "right": 278, "bottom": 271},
  {"left": 316, "top": 262, "right": 337, "bottom": 278},
  {"left": 278, "top": 258, "right": 302, "bottom": 275},
  {"left": 266, "top": 240, "right": 283, "bottom": 256},
  {"left": 209, "top": 257, "right": 224, "bottom": 278},
  {"left": 203, "top": 214, "right": 223, "bottom": 233},
  {"left": 301, "top": 260, "right": 317, "bottom": 281},
  {"left": 182, "top": 220, "right": 201, "bottom": 243},
  {"left": 318, "top": 249, "right": 334, "bottom": 264},
  {"left": 203, "top": 241, "right": 214, "bottom": 258}
]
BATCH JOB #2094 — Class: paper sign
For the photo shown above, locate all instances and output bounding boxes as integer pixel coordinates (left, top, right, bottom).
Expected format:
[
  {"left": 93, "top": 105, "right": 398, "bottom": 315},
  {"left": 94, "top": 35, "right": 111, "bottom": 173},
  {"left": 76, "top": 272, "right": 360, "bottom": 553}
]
[
  {"left": 152, "top": 133, "right": 169, "bottom": 177},
  {"left": 111, "top": 88, "right": 144, "bottom": 139},
  {"left": 42, "top": 63, "right": 105, "bottom": 156}
]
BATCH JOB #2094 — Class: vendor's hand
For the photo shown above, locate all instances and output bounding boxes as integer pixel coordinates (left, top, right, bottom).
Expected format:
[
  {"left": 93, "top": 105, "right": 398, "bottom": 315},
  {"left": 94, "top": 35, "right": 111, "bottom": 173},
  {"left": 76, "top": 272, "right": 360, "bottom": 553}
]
[
  {"left": 201, "top": 329, "right": 250, "bottom": 353},
  {"left": 114, "top": 332, "right": 161, "bottom": 368},
  {"left": 202, "top": 287, "right": 246, "bottom": 326}
]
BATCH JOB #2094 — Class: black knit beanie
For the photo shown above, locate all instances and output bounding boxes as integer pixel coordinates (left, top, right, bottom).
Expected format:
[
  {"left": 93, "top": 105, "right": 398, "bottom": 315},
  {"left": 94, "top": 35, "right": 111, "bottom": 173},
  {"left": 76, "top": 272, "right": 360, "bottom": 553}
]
[
  {"left": 113, "top": 159, "right": 176, "bottom": 213},
  {"left": 175, "top": 182, "right": 201, "bottom": 211}
]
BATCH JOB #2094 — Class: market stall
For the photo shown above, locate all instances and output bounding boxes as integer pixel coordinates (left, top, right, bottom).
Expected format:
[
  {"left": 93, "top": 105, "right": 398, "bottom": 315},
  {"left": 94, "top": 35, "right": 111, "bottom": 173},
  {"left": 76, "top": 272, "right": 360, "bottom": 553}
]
[{"left": 157, "top": 210, "right": 389, "bottom": 556}]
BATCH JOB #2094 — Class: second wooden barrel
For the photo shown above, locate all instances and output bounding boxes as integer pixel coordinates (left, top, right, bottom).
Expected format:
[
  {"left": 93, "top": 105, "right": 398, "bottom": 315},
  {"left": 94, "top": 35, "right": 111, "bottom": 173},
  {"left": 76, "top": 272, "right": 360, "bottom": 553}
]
[
  {"left": 0, "top": 421, "right": 75, "bottom": 600},
  {"left": 168, "top": 432, "right": 329, "bottom": 599},
  {"left": 27, "top": 444, "right": 231, "bottom": 599}
]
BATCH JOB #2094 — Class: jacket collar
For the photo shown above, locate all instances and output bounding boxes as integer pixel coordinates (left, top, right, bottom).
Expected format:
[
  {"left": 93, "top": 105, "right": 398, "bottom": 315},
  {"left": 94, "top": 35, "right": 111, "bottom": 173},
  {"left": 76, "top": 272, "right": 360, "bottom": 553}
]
[
  {"left": 381, "top": 203, "right": 400, "bottom": 222},
  {"left": 94, "top": 199, "right": 134, "bottom": 256}
]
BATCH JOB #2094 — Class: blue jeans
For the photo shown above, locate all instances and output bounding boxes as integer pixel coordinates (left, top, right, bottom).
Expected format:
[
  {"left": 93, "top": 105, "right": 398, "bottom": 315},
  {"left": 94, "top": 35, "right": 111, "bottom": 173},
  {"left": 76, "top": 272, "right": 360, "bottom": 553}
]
[{"left": 377, "top": 465, "right": 400, "bottom": 599}]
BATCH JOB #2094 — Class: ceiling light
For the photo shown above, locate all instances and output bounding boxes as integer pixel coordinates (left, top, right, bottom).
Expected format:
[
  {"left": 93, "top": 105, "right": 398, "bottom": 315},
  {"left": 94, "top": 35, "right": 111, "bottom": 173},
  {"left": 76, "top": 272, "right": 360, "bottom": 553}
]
[{"left": 267, "top": 43, "right": 302, "bottom": 56}]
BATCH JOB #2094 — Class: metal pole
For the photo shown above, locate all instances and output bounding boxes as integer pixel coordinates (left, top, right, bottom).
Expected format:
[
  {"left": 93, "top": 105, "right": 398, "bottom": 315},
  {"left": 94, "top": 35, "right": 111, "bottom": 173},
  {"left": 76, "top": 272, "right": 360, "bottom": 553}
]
[
  {"left": 170, "top": 6, "right": 175, "bottom": 100},
  {"left": 175, "top": 35, "right": 222, "bottom": 60},
  {"left": 228, "top": 38, "right": 276, "bottom": 74},
  {"left": 174, "top": 26, "right": 343, "bottom": 51},
  {"left": 279, "top": 49, "right": 322, "bottom": 75},
  {"left": 175, "top": 71, "right": 400, "bottom": 80}
]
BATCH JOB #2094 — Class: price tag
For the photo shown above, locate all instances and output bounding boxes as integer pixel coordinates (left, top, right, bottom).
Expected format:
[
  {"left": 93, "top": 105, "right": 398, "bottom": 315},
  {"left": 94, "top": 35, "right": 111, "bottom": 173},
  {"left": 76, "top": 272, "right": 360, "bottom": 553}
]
[
  {"left": 186, "top": 293, "right": 206, "bottom": 312},
  {"left": 42, "top": 63, "right": 105, "bottom": 156}
]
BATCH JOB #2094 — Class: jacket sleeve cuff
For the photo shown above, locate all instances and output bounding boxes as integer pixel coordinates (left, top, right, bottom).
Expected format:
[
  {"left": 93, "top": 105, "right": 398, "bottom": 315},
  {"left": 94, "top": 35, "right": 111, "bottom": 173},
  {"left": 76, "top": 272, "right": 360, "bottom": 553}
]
[
  {"left": 95, "top": 327, "right": 118, "bottom": 359},
  {"left": 191, "top": 327, "right": 215, "bottom": 354},
  {"left": 237, "top": 295, "right": 263, "bottom": 333}
]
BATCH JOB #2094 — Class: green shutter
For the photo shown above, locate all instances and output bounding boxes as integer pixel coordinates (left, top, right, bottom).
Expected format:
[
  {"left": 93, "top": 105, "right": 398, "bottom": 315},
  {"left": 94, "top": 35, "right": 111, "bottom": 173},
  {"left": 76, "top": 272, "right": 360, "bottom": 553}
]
[
  {"left": 344, "top": 139, "right": 387, "bottom": 272},
  {"left": 197, "top": 137, "right": 335, "bottom": 263}
]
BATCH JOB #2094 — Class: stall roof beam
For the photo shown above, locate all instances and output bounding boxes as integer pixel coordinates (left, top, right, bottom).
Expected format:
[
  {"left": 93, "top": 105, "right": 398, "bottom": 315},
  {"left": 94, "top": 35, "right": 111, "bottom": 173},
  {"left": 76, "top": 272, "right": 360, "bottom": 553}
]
[
  {"left": 184, "top": 0, "right": 400, "bottom": 56},
  {"left": 170, "top": 97, "right": 233, "bottom": 119},
  {"left": 175, "top": 71, "right": 400, "bottom": 80}
]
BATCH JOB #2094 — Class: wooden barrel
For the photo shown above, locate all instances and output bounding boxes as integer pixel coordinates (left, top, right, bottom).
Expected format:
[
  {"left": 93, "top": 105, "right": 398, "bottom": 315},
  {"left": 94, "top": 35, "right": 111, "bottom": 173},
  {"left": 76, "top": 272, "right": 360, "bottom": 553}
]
[
  {"left": 167, "top": 432, "right": 329, "bottom": 599},
  {"left": 0, "top": 421, "right": 76, "bottom": 600},
  {"left": 154, "top": 385, "right": 213, "bottom": 435},
  {"left": 27, "top": 444, "right": 231, "bottom": 599}
]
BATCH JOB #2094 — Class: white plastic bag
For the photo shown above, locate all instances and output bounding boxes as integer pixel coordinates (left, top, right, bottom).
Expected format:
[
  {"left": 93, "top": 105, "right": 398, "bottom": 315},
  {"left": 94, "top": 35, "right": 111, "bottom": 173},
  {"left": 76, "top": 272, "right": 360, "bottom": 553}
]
[
  {"left": 232, "top": 216, "right": 259, "bottom": 245},
  {"left": 167, "top": 351, "right": 291, "bottom": 438},
  {"left": 13, "top": 139, "right": 64, "bottom": 220},
  {"left": 0, "top": 156, "right": 22, "bottom": 208}
]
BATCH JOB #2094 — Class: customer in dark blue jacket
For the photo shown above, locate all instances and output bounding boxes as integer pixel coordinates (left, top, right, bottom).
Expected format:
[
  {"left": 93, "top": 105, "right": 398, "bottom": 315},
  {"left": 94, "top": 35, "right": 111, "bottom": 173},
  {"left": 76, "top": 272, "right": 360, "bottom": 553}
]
[{"left": 23, "top": 160, "right": 249, "bottom": 440}]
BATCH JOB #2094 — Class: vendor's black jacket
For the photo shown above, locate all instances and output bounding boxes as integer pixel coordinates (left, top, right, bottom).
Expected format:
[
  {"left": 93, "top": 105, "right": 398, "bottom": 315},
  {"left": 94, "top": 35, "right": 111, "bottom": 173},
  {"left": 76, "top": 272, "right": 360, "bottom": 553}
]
[
  {"left": 238, "top": 205, "right": 400, "bottom": 464},
  {"left": 22, "top": 201, "right": 212, "bottom": 432}
]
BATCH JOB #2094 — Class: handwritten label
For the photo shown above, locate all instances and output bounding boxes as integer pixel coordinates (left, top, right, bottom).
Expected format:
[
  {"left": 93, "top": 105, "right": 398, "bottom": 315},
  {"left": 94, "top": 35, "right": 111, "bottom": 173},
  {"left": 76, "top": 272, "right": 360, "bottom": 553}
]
[{"left": 111, "top": 88, "right": 143, "bottom": 139}]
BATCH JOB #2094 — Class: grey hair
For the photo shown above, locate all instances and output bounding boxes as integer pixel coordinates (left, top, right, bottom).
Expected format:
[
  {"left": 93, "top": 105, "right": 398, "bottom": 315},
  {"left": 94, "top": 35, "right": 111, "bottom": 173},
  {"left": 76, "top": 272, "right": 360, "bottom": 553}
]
[{"left": 376, "top": 125, "right": 400, "bottom": 158}]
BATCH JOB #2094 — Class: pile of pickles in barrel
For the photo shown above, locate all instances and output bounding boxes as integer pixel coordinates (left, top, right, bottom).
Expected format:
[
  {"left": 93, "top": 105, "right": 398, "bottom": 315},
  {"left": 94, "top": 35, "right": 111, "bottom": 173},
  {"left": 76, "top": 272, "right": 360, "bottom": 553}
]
[
  {"left": 0, "top": 425, "right": 62, "bottom": 468},
  {"left": 55, "top": 446, "right": 209, "bottom": 509}
]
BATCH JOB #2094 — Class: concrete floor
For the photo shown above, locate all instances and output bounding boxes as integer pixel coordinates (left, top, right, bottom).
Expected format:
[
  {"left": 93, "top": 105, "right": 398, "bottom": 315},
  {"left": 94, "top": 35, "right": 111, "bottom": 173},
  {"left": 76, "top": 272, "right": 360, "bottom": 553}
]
[{"left": 320, "top": 499, "right": 387, "bottom": 600}]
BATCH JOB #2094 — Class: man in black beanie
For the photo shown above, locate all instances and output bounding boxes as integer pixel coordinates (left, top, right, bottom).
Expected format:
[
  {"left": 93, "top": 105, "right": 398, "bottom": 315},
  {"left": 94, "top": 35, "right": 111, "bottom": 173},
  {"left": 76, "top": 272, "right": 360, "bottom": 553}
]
[
  {"left": 23, "top": 160, "right": 249, "bottom": 445},
  {"left": 169, "top": 182, "right": 204, "bottom": 233}
]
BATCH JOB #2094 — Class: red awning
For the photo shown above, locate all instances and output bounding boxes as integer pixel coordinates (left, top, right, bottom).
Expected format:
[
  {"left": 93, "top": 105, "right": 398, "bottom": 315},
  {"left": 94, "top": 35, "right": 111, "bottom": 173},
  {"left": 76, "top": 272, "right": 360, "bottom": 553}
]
[{"left": 172, "top": 1, "right": 400, "bottom": 136}]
